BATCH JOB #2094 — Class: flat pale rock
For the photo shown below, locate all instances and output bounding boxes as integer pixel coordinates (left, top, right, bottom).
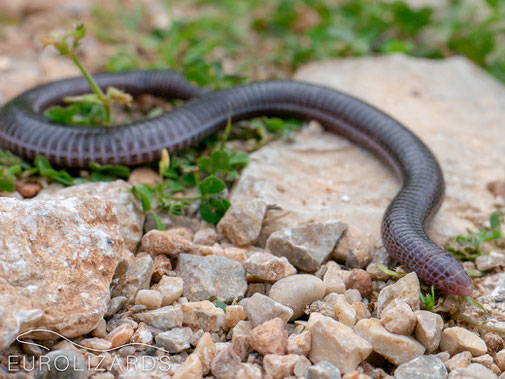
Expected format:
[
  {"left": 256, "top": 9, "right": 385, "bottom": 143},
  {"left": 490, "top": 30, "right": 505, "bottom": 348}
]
[
  {"left": 0, "top": 196, "right": 125, "bottom": 349},
  {"left": 177, "top": 253, "right": 247, "bottom": 303},
  {"left": 230, "top": 54, "right": 503, "bottom": 254},
  {"left": 440, "top": 327, "right": 487, "bottom": 356},
  {"left": 394, "top": 355, "right": 447, "bottom": 379},
  {"left": 308, "top": 313, "right": 372, "bottom": 374},
  {"left": 354, "top": 318, "right": 425, "bottom": 366}
]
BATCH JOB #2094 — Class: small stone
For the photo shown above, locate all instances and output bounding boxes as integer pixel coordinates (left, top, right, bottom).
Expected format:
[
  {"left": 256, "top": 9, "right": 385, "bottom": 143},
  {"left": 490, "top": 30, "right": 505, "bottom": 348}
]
[
  {"left": 106, "top": 324, "right": 134, "bottom": 348},
  {"left": 141, "top": 229, "right": 194, "bottom": 256},
  {"left": 472, "top": 354, "right": 493, "bottom": 368},
  {"left": 445, "top": 351, "right": 472, "bottom": 371},
  {"left": 133, "top": 305, "right": 183, "bottom": 330},
  {"left": 294, "top": 355, "right": 312, "bottom": 377},
  {"left": 366, "top": 263, "right": 390, "bottom": 281},
  {"left": 310, "top": 299, "right": 337, "bottom": 318},
  {"left": 155, "top": 327, "right": 193, "bottom": 353},
  {"left": 488, "top": 181, "right": 505, "bottom": 198},
  {"left": 287, "top": 330, "right": 311, "bottom": 356},
  {"left": 21, "top": 339, "right": 44, "bottom": 358},
  {"left": 352, "top": 302, "right": 371, "bottom": 321},
  {"left": 380, "top": 299, "right": 416, "bottom": 335},
  {"left": 376, "top": 272, "right": 421, "bottom": 316},
  {"left": 231, "top": 320, "right": 253, "bottom": 359},
  {"left": 267, "top": 220, "right": 347, "bottom": 272},
  {"left": 194, "top": 227, "right": 219, "bottom": 246},
  {"left": 308, "top": 314, "right": 372, "bottom": 374},
  {"left": 194, "top": 332, "right": 216, "bottom": 375},
  {"left": 331, "top": 294, "right": 357, "bottom": 327},
  {"left": 263, "top": 354, "right": 300, "bottom": 379},
  {"left": 106, "top": 317, "right": 137, "bottom": 333},
  {"left": 244, "top": 252, "right": 296, "bottom": 282},
  {"left": 173, "top": 354, "right": 203, "bottom": 379},
  {"left": 448, "top": 363, "right": 497, "bottom": 379},
  {"left": 495, "top": 349, "right": 505, "bottom": 371},
  {"left": 476, "top": 251, "right": 505, "bottom": 271},
  {"left": 244, "top": 293, "right": 293, "bottom": 327},
  {"left": 217, "top": 199, "right": 267, "bottom": 246},
  {"left": 484, "top": 333, "right": 504, "bottom": 354},
  {"left": 128, "top": 167, "right": 162, "bottom": 187},
  {"left": 34, "top": 349, "right": 87, "bottom": 378},
  {"left": 323, "top": 261, "right": 346, "bottom": 295},
  {"left": 152, "top": 255, "right": 172, "bottom": 283},
  {"left": 177, "top": 253, "right": 247, "bottom": 303},
  {"left": 332, "top": 225, "right": 370, "bottom": 269},
  {"left": 222, "top": 247, "right": 248, "bottom": 263},
  {"left": 346, "top": 270, "right": 372, "bottom": 297},
  {"left": 111, "top": 255, "right": 154, "bottom": 304},
  {"left": 16, "top": 181, "right": 41, "bottom": 198},
  {"left": 249, "top": 318, "right": 287, "bottom": 355},
  {"left": 92, "top": 319, "right": 107, "bottom": 338},
  {"left": 211, "top": 346, "right": 242, "bottom": 379},
  {"left": 155, "top": 275, "right": 184, "bottom": 306},
  {"left": 490, "top": 364, "right": 501, "bottom": 376},
  {"left": 344, "top": 289, "right": 362, "bottom": 305},
  {"left": 236, "top": 363, "right": 262, "bottom": 379},
  {"left": 437, "top": 352, "right": 451, "bottom": 363},
  {"left": 440, "top": 327, "right": 487, "bottom": 356},
  {"left": 80, "top": 338, "right": 113, "bottom": 350},
  {"left": 269, "top": 274, "right": 326, "bottom": 320},
  {"left": 106, "top": 296, "right": 127, "bottom": 317},
  {"left": 395, "top": 355, "right": 448, "bottom": 379},
  {"left": 414, "top": 311, "right": 443, "bottom": 352},
  {"left": 306, "top": 361, "right": 342, "bottom": 379},
  {"left": 225, "top": 305, "right": 247, "bottom": 329},
  {"left": 130, "top": 322, "right": 153, "bottom": 349},
  {"left": 135, "top": 289, "right": 162, "bottom": 310},
  {"left": 354, "top": 318, "right": 425, "bottom": 366},
  {"left": 182, "top": 300, "right": 225, "bottom": 332},
  {"left": 246, "top": 282, "right": 267, "bottom": 297},
  {"left": 118, "top": 345, "right": 135, "bottom": 357}
]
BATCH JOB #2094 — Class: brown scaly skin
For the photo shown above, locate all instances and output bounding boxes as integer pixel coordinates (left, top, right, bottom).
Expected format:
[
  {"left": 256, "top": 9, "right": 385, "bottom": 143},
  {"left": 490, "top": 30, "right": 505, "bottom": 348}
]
[{"left": 0, "top": 70, "right": 474, "bottom": 296}]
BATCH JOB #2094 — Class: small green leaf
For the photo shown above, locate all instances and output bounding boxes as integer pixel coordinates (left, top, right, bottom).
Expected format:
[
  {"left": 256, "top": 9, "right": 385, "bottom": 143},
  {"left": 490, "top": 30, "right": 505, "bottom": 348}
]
[
  {"left": 490, "top": 212, "right": 501, "bottom": 230},
  {"left": 71, "top": 24, "right": 86, "bottom": 42},
  {"left": 464, "top": 296, "right": 488, "bottom": 314},
  {"left": 90, "top": 172, "right": 115, "bottom": 182},
  {"left": 44, "top": 105, "right": 79, "bottom": 124},
  {"left": 198, "top": 175, "right": 226, "bottom": 196},
  {"left": 213, "top": 299, "right": 228, "bottom": 310},
  {"left": 229, "top": 151, "right": 249, "bottom": 167},
  {"left": 466, "top": 269, "right": 484, "bottom": 278},
  {"left": 41, "top": 169, "right": 75, "bottom": 186},
  {"left": 34, "top": 156, "right": 52, "bottom": 172},
  {"left": 197, "top": 156, "right": 212, "bottom": 174},
  {"left": 0, "top": 179, "right": 15, "bottom": 192},
  {"left": 210, "top": 150, "right": 230, "bottom": 172},
  {"left": 151, "top": 212, "right": 167, "bottom": 231},
  {"left": 132, "top": 184, "right": 154, "bottom": 212},
  {"left": 89, "top": 162, "right": 130, "bottom": 178},
  {"left": 376, "top": 264, "right": 405, "bottom": 279},
  {"left": 200, "top": 196, "right": 230, "bottom": 225}
]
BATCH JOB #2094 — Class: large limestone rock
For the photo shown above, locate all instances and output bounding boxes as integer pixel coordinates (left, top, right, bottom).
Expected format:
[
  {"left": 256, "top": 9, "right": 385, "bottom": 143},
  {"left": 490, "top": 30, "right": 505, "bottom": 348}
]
[
  {"left": 230, "top": 55, "right": 503, "bottom": 254},
  {"left": 38, "top": 180, "right": 144, "bottom": 252},
  {"left": 0, "top": 195, "right": 125, "bottom": 349}
]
